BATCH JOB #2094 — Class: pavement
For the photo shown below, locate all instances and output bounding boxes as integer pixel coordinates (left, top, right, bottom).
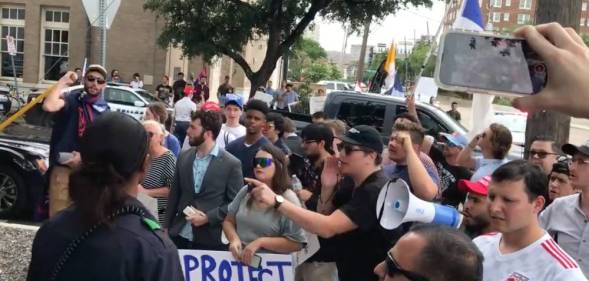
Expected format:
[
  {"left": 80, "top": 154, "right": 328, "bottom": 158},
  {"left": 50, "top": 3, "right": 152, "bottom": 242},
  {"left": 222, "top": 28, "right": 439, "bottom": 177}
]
[
  {"left": 0, "top": 222, "right": 39, "bottom": 281},
  {"left": 436, "top": 95, "right": 589, "bottom": 145}
]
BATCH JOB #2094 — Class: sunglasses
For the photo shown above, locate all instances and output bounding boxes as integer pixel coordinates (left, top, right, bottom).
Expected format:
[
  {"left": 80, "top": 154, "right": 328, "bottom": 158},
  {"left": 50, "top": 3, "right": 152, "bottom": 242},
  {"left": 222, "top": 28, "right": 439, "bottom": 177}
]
[
  {"left": 528, "top": 150, "right": 559, "bottom": 160},
  {"left": 337, "top": 143, "right": 366, "bottom": 154},
  {"left": 86, "top": 75, "right": 106, "bottom": 84},
  {"left": 386, "top": 251, "right": 430, "bottom": 281},
  {"left": 303, "top": 140, "right": 319, "bottom": 145},
  {"left": 253, "top": 157, "right": 273, "bottom": 168}
]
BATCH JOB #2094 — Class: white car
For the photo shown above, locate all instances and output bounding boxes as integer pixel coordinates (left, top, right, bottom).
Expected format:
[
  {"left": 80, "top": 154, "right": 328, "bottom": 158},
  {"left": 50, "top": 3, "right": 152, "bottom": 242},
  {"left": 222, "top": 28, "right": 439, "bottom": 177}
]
[{"left": 317, "top": 80, "right": 352, "bottom": 94}]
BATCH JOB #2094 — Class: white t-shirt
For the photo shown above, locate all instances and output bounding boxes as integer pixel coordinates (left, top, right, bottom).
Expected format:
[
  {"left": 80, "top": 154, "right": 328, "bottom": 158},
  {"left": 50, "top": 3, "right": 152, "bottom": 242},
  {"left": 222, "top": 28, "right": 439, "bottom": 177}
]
[
  {"left": 130, "top": 80, "right": 143, "bottom": 89},
  {"left": 216, "top": 124, "right": 246, "bottom": 149},
  {"left": 474, "top": 232, "right": 587, "bottom": 281},
  {"left": 174, "top": 97, "right": 197, "bottom": 122}
]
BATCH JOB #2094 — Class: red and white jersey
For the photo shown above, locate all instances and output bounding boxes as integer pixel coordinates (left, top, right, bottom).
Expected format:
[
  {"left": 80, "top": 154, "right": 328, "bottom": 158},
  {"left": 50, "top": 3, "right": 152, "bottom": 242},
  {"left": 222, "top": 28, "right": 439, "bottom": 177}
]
[{"left": 474, "top": 232, "right": 588, "bottom": 281}]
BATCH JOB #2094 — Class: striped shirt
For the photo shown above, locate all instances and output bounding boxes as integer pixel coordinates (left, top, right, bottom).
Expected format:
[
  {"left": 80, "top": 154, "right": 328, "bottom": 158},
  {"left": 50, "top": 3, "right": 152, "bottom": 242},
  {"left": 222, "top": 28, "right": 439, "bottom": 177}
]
[{"left": 142, "top": 150, "right": 176, "bottom": 225}]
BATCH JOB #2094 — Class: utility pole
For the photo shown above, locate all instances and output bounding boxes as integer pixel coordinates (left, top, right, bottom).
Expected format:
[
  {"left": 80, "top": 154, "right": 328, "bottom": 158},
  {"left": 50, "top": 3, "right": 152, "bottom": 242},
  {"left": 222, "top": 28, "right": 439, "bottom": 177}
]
[
  {"left": 99, "top": 0, "right": 107, "bottom": 67},
  {"left": 355, "top": 17, "right": 372, "bottom": 84},
  {"left": 524, "top": 0, "right": 581, "bottom": 156}
]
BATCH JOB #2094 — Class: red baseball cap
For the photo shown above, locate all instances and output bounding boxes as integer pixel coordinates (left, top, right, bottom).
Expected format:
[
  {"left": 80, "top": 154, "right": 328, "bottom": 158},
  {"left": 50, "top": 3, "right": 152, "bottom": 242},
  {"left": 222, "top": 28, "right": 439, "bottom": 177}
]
[
  {"left": 201, "top": 101, "right": 221, "bottom": 112},
  {"left": 458, "top": 176, "right": 491, "bottom": 196}
]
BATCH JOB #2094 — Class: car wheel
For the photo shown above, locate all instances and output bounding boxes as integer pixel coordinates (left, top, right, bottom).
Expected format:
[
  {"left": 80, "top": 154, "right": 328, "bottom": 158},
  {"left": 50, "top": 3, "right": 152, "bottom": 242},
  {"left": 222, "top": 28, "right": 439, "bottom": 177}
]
[{"left": 0, "top": 164, "right": 27, "bottom": 219}]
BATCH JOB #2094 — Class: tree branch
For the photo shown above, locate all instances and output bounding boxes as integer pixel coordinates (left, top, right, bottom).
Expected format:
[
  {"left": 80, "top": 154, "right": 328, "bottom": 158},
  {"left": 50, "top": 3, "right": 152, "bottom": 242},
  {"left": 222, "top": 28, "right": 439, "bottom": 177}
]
[
  {"left": 216, "top": 45, "right": 254, "bottom": 79},
  {"left": 279, "top": 0, "right": 333, "bottom": 53}
]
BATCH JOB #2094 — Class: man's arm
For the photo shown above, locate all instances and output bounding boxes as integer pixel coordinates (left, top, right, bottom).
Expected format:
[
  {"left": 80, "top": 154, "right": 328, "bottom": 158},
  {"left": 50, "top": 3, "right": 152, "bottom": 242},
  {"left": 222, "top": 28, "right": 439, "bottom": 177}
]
[
  {"left": 205, "top": 159, "right": 244, "bottom": 226},
  {"left": 401, "top": 134, "right": 438, "bottom": 201},
  {"left": 456, "top": 138, "right": 478, "bottom": 169},
  {"left": 43, "top": 71, "right": 77, "bottom": 112},
  {"left": 278, "top": 201, "right": 357, "bottom": 238}
]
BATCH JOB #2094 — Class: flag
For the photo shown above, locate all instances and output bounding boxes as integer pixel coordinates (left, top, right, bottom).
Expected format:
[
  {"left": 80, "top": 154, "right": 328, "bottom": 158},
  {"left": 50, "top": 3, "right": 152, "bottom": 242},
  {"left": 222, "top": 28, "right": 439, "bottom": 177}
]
[
  {"left": 383, "top": 42, "right": 397, "bottom": 92},
  {"left": 391, "top": 71, "right": 404, "bottom": 97},
  {"left": 452, "top": 0, "right": 495, "bottom": 138}
]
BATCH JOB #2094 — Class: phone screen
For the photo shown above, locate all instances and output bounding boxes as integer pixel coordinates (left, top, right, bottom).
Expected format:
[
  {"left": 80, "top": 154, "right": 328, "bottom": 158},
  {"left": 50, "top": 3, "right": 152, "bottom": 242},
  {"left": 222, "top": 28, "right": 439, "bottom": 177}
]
[
  {"left": 249, "top": 254, "right": 262, "bottom": 269},
  {"left": 438, "top": 32, "right": 547, "bottom": 95}
]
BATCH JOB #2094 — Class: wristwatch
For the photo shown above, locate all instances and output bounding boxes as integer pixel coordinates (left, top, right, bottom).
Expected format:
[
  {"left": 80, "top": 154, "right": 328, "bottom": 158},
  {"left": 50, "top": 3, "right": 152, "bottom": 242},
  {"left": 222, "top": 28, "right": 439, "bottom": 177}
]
[{"left": 274, "top": 195, "right": 285, "bottom": 209}]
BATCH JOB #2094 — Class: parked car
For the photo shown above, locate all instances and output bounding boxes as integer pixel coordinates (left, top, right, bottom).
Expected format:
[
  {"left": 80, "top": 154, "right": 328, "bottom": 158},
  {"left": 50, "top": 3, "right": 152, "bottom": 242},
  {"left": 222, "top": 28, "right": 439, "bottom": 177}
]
[
  {"left": 317, "top": 80, "right": 353, "bottom": 94},
  {"left": 0, "top": 134, "right": 48, "bottom": 219}
]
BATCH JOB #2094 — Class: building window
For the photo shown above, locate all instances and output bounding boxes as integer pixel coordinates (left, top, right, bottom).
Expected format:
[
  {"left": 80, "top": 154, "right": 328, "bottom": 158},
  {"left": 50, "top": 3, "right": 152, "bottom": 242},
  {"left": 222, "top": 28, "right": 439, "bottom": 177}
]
[
  {"left": 492, "top": 0, "right": 502, "bottom": 8},
  {"left": 42, "top": 8, "right": 70, "bottom": 81},
  {"left": 582, "top": 18, "right": 586, "bottom": 27},
  {"left": 0, "top": 6, "right": 25, "bottom": 78},
  {"left": 493, "top": 12, "right": 501, "bottom": 23},
  {"left": 583, "top": 2, "right": 587, "bottom": 11},
  {"left": 519, "top": 0, "right": 532, "bottom": 9},
  {"left": 505, "top": 0, "right": 511, "bottom": 6},
  {"left": 504, "top": 13, "right": 510, "bottom": 22},
  {"left": 517, "top": 14, "right": 531, "bottom": 24}
]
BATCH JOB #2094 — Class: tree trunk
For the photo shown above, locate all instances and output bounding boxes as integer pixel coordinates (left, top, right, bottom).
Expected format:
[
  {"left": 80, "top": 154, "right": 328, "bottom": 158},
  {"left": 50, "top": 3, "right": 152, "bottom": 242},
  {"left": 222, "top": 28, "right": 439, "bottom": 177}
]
[
  {"left": 524, "top": 0, "right": 580, "bottom": 157},
  {"left": 355, "top": 18, "right": 372, "bottom": 83}
]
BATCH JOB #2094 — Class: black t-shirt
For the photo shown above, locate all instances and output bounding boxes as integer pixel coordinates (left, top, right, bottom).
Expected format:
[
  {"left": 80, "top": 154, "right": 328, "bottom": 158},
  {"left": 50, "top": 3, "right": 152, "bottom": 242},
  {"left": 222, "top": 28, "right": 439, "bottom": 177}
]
[
  {"left": 332, "top": 170, "right": 396, "bottom": 281},
  {"left": 429, "top": 144, "right": 473, "bottom": 207},
  {"left": 155, "top": 84, "right": 173, "bottom": 100}
]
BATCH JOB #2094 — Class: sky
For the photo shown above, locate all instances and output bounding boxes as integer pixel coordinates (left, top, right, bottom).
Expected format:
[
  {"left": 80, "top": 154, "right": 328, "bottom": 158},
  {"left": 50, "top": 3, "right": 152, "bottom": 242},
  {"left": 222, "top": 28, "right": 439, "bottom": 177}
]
[{"left": 317, "top": 1, "right": 447, "bottom": 53}]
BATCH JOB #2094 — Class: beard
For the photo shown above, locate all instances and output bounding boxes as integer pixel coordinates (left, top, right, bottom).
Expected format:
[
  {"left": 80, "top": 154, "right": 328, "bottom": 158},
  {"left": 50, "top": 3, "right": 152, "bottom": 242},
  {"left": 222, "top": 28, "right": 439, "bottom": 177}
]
[
  {"left": 188, "top": 131, "right": 205, "bottom": 147},
  {"left": 464, "top": 215, "right": 491, "bottom": 235}
]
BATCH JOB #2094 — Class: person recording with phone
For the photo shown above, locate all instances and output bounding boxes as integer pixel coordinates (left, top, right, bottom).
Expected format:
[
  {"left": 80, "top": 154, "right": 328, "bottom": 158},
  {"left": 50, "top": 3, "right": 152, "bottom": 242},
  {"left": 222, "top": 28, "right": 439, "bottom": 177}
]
[
  {"left": 222, "top": 145, "right": 306, "bottom": 267},
  {"left": 457, "top": 123, "right": 512, "bottom": 182},
  {"left": 43, "top": 65, "right": 110, "bottom": 217}
]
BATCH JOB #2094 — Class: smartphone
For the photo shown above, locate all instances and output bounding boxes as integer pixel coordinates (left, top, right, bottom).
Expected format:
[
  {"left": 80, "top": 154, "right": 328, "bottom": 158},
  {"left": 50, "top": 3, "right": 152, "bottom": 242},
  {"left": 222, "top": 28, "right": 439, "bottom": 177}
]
[
  {"left": 249, "top": 254, "right": 262, "bottom": 269},
  {"left": 183, "top": 206, "right": 197, "bottom": 216},
  {"left": 58, "top": 152, "right": 74, "bottom": 164},
  {"left": 435, "top": 30, "right": 547, "bottom": 96}
]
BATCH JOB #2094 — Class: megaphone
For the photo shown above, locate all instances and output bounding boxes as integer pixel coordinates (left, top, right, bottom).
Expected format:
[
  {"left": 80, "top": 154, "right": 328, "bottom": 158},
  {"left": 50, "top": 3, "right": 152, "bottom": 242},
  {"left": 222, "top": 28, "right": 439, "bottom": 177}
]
[{"left": 376, "top": 178, "right": 463, "bottom": 230}]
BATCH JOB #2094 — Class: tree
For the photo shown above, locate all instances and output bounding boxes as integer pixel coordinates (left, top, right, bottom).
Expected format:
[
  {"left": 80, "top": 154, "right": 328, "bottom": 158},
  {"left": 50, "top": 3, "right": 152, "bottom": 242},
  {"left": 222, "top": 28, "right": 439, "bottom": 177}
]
[
  {"left": 395, "top": 40, "right": 436, "bottom": 85},
  {"left": 289, "top": 38, "right": 327, "bottom": 81},
  {"left": 524, "top": 0, "right": 580, "bottom": 157},
  {"left": 145, "top": 0, "right": 433, "bottom": 98}
]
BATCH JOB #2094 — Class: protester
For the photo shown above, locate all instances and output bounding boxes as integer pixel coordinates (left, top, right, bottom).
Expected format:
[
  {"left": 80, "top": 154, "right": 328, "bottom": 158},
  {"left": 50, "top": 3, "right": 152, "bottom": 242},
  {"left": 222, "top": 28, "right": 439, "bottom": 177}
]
[
  {"left": 283, "top": 117, "right": 303, "bottom": 156},
  {"left": 474, "top": 160, "right": 586, "bottom": 280},
  {"left": 446, "top": 101, "right": 461, "bottom": 121},
  {"left": 324, "top": 119, "right": 347, "bottom": 157},
  {"left": 110, "top": 69, "right": 121, "bottom": 83},
  {"left": 248, "top": 125, "right": 391, "bottom": 281},
  {"left": 73, "top": 67, "right": 82, "bottom": 84},
  {"left": 226, "top": 99, "right": 271, "bottom": 178},
  {"left": 276, "top": 83, "right": 299, "bottom": 111},
  {"left": 431, "top": 132, "right": 473, "bottom": 207},
  {"left": 27, "top": 112, "right": 183, "bottom": 281},
  {"left": 194, "top": 75, "right": 210, "bottom": 102},
  {"left": 528, "top": 136, "right": 562, "bottom": 175},
  {"left": 173, "top": 91, "right": 197, "bottom": 145},
  {"left": 217, "top": 75, "right": 233, "bottom": 104},
  {"left": 140, "top": 121, "right": 175, "bottom": 225},
  {"left": 264, "top": 112, "right": 291, "bottom": 155},
  {"left": 172, "top": 72, "right": 187, "bottom": 103},
  {"left": 216, "top": 94, "right": 246, "bottom": 149},
  {"left": 547, "top": 159, "right": 576, "bottom": 201},
  {"left": 130, "top": 73, "right": 144, "bottom": 89},
  {"left": 540, "top": 141, "right": 589, "bottom": 277},
  {"left": 43, "top": 65, "right": 110, "bottom": 217},
  {"left": 266, "top": 80, "right": 279, "bottom": 109},
  {"left": 223, "top": 145, "right": 306, "bottom": 265},
  {"left": 166, "top": 111, "right": 243, "bottom": 250},
  {"left": 458, "top": 176, "right": 494, "bottom": 238},
  {"left": 512, "top": 23, "right": 589, "bottom": 119},
  {"left": 457, "top": 123, "right": 512, "bottom": 181},
  {"left": 384, "top": 122, "right": 439, "bottom": 201},
  {"left": 311, "top": 111, "right": 327, "bottom": 124},
  {"left": 292, "top": 123, "right": 338, "bottom": 281},
  {"left": 316, "top": 88, "right": 326, "bottom": 97},
  {"left": 373, "top": 224, "right": 484, "bottom": 281},
  {"left": 145, "top": 103, "right": 180, "bottom": 157},
  {"left": 155, "top": 75, "right": 173, "bottom": 105}
]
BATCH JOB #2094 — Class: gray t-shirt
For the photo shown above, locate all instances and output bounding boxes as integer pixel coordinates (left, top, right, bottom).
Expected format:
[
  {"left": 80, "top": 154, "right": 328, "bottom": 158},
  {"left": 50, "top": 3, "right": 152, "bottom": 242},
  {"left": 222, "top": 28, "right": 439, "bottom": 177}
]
[{"left": 227, "top": 186, "right": 307, "bottom": 251}]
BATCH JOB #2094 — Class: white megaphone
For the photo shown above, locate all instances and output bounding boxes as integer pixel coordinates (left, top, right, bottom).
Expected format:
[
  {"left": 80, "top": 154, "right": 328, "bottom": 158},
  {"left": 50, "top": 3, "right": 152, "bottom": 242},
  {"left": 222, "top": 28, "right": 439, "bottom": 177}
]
[{"left": 376, "top": 178, "right": 463, "bottom": 230}]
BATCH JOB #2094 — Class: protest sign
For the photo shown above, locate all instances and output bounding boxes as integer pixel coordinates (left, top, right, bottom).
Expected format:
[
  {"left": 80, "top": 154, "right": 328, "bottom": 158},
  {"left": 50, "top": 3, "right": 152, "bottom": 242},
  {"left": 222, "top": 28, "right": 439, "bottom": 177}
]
[
  {"left": 309, "top": 96, "right": 326, "bottom": 114},
  {"left": 179, "top": 250, "right": 295, "bottom": 281},
  {"left": 253, "top": 92, "right": 274, "bottom": 107}
]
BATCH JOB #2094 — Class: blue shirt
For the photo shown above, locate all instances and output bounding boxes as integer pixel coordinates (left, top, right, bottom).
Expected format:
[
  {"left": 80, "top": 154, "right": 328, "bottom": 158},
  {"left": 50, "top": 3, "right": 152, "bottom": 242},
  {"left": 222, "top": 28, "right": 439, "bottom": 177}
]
[
  {"left": 471, "top": 157, "right": 507, "bottom": 182},
  {"left": 165, "top": 134, "right": 181, "bottom": 158},
  {"left": 383, "top": 163, "right": 440, "bottom": 197},
  {"left": 179, "top": 144, "right": 220, "bottom": 241},
  {"left": 277, "top": 90, "right": 299, "bottom": 110},
  {"left": 226, "top": 136, "right": 271, "bottom": 178}
]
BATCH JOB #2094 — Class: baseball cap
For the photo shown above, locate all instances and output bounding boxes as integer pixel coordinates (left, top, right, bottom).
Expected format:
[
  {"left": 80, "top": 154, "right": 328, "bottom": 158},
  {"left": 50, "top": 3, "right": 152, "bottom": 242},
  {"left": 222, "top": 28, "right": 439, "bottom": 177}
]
[
  {"left": 224, "top": 94, "right": 243, "bottom": 110},
  {"left": 440, "top": 132, "right": 468, "bottom": 148},
  {"left": 562, "top": 140, "right": 589, "bottom": 157},
  {"left": 85, "top": 64, "right": 107, "bottom": 78},
  {"left": 201, "top": 101, "right": 221, "bottom": 112},
  {"left": 458, "top": 176, "right": 491, "bottom": 196},
  {"left": 79, "top": 112, "right": 148, "bottom": 178},
  {"left": 338, "top": 125, "right": 384, "bottom": 153},
  {"left": 301, "top": 123, "right": 334, "bottom": 144}
]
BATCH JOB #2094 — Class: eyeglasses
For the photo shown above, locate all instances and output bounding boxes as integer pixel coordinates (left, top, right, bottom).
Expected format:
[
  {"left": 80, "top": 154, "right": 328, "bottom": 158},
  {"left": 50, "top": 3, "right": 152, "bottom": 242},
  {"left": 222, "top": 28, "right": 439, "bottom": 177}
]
[
  {"left": 528, "top": 150, "right": 559, "bottom": 160},
  {"left": 86, "top": 75, "right": 106, "bottom": 84},
  {"left": 303, "top": 140, "right": 318, "bottom": 145},
  {"left": 386, "top": 251, "right": 430, "bottom": 281},
  {"left": 337, "top": 143, "right": 365, "bottom": 154},
  {"left": 569, "top": 157, "right": 589, "bottom": 166},
  {"left": 253, "top": 157, "right": 273, "bottom": 168}
]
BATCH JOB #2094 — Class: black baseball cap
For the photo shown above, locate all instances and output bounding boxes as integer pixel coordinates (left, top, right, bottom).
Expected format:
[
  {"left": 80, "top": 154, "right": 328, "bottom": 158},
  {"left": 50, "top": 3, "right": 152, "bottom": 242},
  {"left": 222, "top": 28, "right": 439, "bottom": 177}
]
[
  {"left": 301, "top": 124, "right": 334, "bottom": 152},
  {"left": 79, "top": 112, "right": 149, "bottom": 178},
  {"left": 562, "top": 141, "right": 589, "bottom": 157},
  {"left": 338, "top": 125, "right": 384, "bottom": 153}
]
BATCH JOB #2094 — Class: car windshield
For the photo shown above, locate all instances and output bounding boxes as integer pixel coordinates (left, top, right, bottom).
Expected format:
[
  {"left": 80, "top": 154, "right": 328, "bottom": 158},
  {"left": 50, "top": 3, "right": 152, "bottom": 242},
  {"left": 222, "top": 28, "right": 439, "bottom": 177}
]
[
  {"left": 494, "top": 113, "right": 526, "bottom": 133},
  {"left": 135, "top": 89, "right": 158, "bottom": 103}
]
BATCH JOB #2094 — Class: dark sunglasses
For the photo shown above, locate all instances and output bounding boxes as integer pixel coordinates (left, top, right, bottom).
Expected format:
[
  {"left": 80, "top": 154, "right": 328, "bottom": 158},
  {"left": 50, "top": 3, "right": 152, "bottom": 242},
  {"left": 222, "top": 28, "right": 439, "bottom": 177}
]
[
  {"left": 303, "top": 140, "right": 319, "bottom": 145},
  {"left": 337, "top": 143, "right": 365, "bottom": 154},
  {"left": 86, "top": 75, "right": 106, "bottom": 84},
  {"left": 386, "top": 252, "right": 430, "bottom": 281},
  {"left": 528, "top": 150, "right": 558, "bottom": 160},
  {"left": 253, "top": 157, "right": 273, "bottom": 168}
]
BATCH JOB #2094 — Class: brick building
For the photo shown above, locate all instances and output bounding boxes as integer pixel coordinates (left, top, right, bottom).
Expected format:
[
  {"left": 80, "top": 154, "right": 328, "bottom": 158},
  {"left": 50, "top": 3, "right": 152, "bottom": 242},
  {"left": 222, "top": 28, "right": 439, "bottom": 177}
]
[
  {"left": 3, "top": 0, "right": 281, "bottom": 98},
  {"left": 444, "top": 0, "right": 589, "bottom": 34}
]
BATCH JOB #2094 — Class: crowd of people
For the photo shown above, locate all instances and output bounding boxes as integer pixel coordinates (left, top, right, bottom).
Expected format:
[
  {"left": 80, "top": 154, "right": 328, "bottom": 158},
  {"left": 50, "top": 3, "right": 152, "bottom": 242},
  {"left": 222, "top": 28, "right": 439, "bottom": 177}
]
[{"left": 24, "top": 23, "right": 589, "bottom": 281}]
